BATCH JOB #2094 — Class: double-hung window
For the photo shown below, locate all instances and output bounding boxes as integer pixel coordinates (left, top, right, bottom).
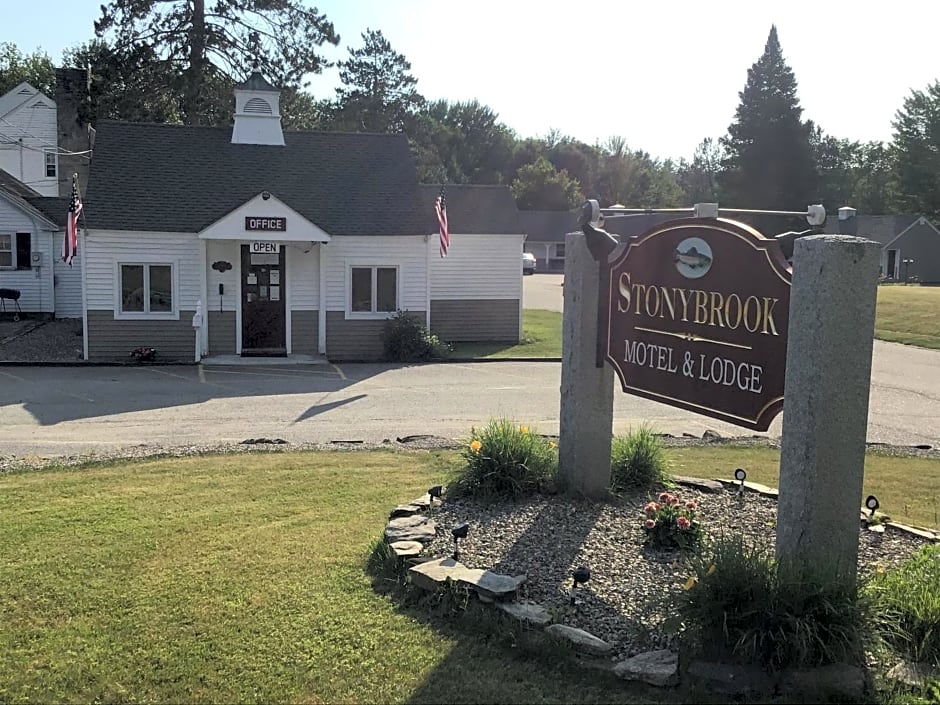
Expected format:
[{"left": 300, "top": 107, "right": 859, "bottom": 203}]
[
  {"left": 118, "top": 263, "right": 174, "bottom": 316},
  {"left": 349, "top": 266, "right": 398, "bottom": 316},
  {"left": 44, "top": 150, "right": 57, "bottom": 178}
]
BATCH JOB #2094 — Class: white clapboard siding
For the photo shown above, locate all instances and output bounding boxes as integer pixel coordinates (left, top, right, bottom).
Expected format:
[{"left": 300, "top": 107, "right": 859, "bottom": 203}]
[
  {"left": 0, "top": 202, "right": 55, "bottom": 313},
  {"left": 323, "top": 235, "right": 427, "bottom": 311},
  {"left": 430, "top": 233, "right": 524, "bottom": 300},
  {"left": 286, "top": 243, "right": 319, "bottom": 310},
  {"left": 206, "top": 240, "right": 239, "bottom": 312},
  {"left": 54, "top": 252, "right": 83, "bottom": 317},
  {"left": 85, "top": 230, "right": 202, "bottom": 312},
  {"left": 0, "top": 96, "right": 59, "bottom": 197}
]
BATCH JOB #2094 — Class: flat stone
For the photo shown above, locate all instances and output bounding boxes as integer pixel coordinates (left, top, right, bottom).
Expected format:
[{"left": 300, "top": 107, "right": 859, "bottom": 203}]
[
  {"left": 613, "top": 650, "right": 679, "bottom": 687},
  {"left": 673, "top": 475, "right": 724, "bottom": 493},
  {"left": 544, "top": 624, "right": 612, "bottom": 656},
  {"left": 384, "top": 517, "right": 436, "bottom": 544},
  {"left": 778, "top": 663, "right": 865, "bottom": 701},
  {"left": 389, "top": 502, "right": 425, "bottom": 518},
  {"left": 867, "top": 523, "right": 886, "bottom": 533},
  {"left": 715, "top": 478, "right": 779, "bottom": 497},
  {"left": 886, "top": 660, "right": 937, "bottom": 688},
  {"left": 686, "top": 660, "right": 772, "bottom": 696},
  {"left": 461, "top": 570, "right": 527, "bottom": 600},
  {"left": 497, "top": 602, "right": 552, "bottom": 627},
  {"left": 702, "top": 430, "right": 722, "bottom": 441},
  {"left": 389, "top": 540, "right": 423, "bottom": 558},
  {"left": 408, "top": 557, "right": 482, "bottom": 592},
  {"left": 408, "top": 495, "right": 433, "bottom": 509},
  {"left": 885, "top": 522, "right": 938, "bottom": 541}
]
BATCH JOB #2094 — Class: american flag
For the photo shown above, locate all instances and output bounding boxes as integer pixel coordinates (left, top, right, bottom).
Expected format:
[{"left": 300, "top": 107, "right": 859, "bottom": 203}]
[
  {"left": 63, "top": 178, "right": 82, "bottom": 267},
  {"left": 435, "top": 185, "right": 449, "bottom": 258}
]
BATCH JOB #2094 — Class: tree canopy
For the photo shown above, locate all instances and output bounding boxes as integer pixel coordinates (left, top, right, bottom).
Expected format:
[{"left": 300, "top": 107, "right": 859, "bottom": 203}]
[
  {"left": 94, "top": 0, "right": 338, "bottom": 125},
  {"left": 511, "top": 156, "right": 584, "bottom": 210},
  {"left": 890, "top": 80, "right": 940, "bottom": 219},
  {"left": 0, "top": 43, "right": 54, "bottom": 96}
]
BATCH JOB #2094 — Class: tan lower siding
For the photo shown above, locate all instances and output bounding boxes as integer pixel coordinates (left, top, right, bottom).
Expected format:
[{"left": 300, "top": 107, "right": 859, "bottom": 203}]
[
  {"left": 325, "top": 311, "right": 426, "bottom": 361},
  {"left": 87, "top": 310, "right": 197, "bottom": 361},
  {"left": 291, "top": 310, "right": 318, "bottom": 354},
  {"left": 208, "top": 311, "right": 236, "bottom": 355},
  {"left": 430, "top": 299, "right": 520, "bottom": 342}
]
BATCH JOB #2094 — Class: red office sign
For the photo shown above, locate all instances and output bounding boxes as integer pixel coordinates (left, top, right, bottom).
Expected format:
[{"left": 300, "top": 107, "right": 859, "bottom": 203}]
[{"left": 605, "top": 218, "right": 791, "bottom": 431}]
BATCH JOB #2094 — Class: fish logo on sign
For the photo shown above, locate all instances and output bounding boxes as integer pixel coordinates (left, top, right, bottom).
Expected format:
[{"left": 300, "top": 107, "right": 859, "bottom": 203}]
[{"left": 674, "top": 237, "right": 713, "bottom": 279}]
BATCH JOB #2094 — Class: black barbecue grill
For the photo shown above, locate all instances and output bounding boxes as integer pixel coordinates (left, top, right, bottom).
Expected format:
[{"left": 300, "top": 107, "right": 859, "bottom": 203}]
[{"left": 0, "top": 288, "right": 22, "bottom": 321}]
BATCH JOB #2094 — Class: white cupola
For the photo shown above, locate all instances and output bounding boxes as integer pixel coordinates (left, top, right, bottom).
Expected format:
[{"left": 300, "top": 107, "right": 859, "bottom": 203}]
[{"left": 231, "top": 71, "right": 284, "bottom": 146}]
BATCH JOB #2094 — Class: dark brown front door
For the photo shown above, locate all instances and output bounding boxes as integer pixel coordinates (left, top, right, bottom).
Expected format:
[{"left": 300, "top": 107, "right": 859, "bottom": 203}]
[{"left": 241, "top": 244, "right": 286, "bottom": 356}]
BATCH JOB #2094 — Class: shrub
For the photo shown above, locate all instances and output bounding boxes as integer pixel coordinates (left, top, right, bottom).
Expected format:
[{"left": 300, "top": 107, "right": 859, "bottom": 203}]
[
  {"left": 867, "top": 544, "right": 940, "bottom": 666},
  {"left": 382, "top": 310, "right": 450, "bottom": 362},
  {"left": 449, "top": 419, "right": 558, "bottom": 500},
  {"left": 674, "top": 535, "right": 872, "bottom": 672},
  {"left": 610, "top": 425, "right": 668, "bottom": 491},
  {"left": 642, "top": 491, "right": 703, "bottom": 552}
]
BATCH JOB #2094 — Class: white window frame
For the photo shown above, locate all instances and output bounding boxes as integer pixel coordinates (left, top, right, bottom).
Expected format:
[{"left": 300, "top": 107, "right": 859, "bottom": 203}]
[
  {"left": 0, "top": 232, "right": 13, "bottom": 269},
  {"left": 113, "top": 260, "right": 180, "bottom": 320},
  {"left": 345, "top": 264, "right": 400, "bottom": 319},
  {"left": 44, "top": 149, "right": 57, "bottom": 178},
  {"left": 554, "top": 243, "right": 566, "bottom": 258}
]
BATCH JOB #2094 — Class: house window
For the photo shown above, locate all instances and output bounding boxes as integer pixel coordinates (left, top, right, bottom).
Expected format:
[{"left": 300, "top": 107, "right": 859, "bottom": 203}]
[
  {"left": 15, "top": 233, "right": 31, "bottom": 270},
  {"left": 349, "top": 266, "right": 398, "bottom": 315},
  {"left": 119, "top": 263, "right": 174, "bottom": 315},
  {"left": 0, "top": 234, "right": 11, "bottom": 268},
  {"left": 554, "top": 243, "right": 566, "bottom": 258},
  {"left": 44, "top": 150, "right": 57, "bottom": 178}
]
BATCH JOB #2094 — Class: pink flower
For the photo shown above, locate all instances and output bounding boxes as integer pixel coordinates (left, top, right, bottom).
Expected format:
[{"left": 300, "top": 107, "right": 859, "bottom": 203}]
[
  {"left": 677, "top": 516, "right": 691, "bottom": 530},
  {"left": 644, "top": 502, "right": 660, "bottom": 515},
  {"left": 685, "top": 501, "right": 697, "bottom": 511},
  {"left": 658, "top": 492, "right": 672, "bottom": 503},
  {"left": 669, "top": 496, "right": 680, "bottom": 506},
  {"left": 645, "top": 519, "right": 656, "bottom": 529}
]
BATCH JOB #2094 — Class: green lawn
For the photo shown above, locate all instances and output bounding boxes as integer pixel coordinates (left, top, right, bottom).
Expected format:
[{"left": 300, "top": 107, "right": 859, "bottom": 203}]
[
  {"left": 875, "top": 285, "right": 940, "bottom": 349},
  {"left": 0, "top": 447, "right": 935, "bottom": 703}
]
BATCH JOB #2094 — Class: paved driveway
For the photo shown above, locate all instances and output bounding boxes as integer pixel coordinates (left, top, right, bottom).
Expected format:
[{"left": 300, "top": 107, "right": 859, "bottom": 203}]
[
  {"left": 1, "top": 341, "right": 939, "bottom": 457},
  {"left": 523, "top": 273, "right": 564, "bottom": 312}
]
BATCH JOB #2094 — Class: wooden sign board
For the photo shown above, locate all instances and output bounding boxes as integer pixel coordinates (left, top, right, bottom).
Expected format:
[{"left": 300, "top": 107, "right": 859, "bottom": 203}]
[{"left": 605, "top": 218, "right": 791, "bottom": 431}]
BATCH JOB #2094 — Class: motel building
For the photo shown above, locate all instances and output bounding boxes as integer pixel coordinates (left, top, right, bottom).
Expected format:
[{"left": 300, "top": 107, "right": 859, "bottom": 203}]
[{"left": 81, "top": 73, "right": 525, "bottom": 362}]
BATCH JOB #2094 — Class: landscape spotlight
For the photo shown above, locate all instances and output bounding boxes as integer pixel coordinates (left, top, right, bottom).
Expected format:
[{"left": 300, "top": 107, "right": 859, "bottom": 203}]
[
  {"left": 865, "top": 495, "right": 880, "bottom": 521},
  {"left": 451, "top": 522, "right": 470, "bottom": 560},
  {"left": 570, "top": 566, "right": 591, "bottom": 606},
  {"left": 427, "top": 485, "right": 443, "bottom": 516},
  {"left": 734, "top": 468, "right": 747, "bottom": 496}
]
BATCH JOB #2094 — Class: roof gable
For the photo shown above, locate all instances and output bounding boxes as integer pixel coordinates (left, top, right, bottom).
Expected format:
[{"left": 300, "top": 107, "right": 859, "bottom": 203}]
[
  {"left": 85, "top": 122, "right": 427, "bottom": 235},
  {"left": 823, "top": 214, "right": 920, "bottom": 246},
  {"left": 0, "top": 82, "right": 39, "bottom": 117},
  {"left": 199, "top": 192, "right": 331, "bottom": 242}
]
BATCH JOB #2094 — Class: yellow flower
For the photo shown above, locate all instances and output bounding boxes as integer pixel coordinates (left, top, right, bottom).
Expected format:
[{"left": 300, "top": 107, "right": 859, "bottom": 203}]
[
  {"left": 707, "top": 564, "right": 717, "bottom": 576},
  {"left": 549, "top": 441, "right": 557, "bottom": 449},
  {"left": 683, "top": 576, "right": 697, "bottom": 590},
  {"left": 875, "top": 565, "right": 886, "bottom": 576},
  {"left": 520, "top": 426, "right": 530, "bottom": 434},
  {"left": 469, "top": 440, "right": 482, "bottom": 454}
]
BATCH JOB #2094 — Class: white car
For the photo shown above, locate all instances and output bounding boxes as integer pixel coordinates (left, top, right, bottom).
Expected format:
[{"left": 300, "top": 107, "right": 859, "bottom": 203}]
[{"left": 522, "top": 253, "right": 537, "bottom": 275}]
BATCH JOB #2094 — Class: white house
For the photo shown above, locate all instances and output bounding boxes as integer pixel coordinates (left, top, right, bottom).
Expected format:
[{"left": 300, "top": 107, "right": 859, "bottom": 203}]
[
  {"left": 0, "top": 82, "right": 59, "bottom": 197},
  {"left": 80, "top": 73, "right": 524, "bottom": 361}
]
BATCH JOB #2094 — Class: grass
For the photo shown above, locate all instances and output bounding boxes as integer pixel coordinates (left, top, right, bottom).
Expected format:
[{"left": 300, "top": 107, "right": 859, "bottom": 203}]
[
  {"left": 448, "top": 309, "right": 561, "bottom": 358},
  {"left": 0, "top": 451, "right": 652, "bottom": 704},
  {"left": 667, "top": 445, "right": 940, "bottom": 530},
  {"left": 449, "top": 286, "right": 940, "bottom": 360},
  {"left": 875, "top": 285, "right": 940, "bottom": 349}
]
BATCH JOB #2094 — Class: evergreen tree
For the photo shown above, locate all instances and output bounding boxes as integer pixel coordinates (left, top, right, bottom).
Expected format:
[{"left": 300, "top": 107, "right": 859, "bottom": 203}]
[
  {"left": 719, "top": 26, "right": 817, "bottom": 219},
  {"left": 94, "top": 0, "right": 338, "bottom": 125},
  {"left": 890, "top": 80, "right": 940, "bottom": 219},
  {"left": 331, "top": 29, "right": 423, "bottom": 133}
]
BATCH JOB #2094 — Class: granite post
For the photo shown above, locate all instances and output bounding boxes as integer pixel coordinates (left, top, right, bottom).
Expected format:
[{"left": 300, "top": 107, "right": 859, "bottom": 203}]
[
  {"left": 775, "top": 235, "right": 881, "bottom": 581},
  {"left": 559, "top": 231, "right": 613, "bottom": 498}
]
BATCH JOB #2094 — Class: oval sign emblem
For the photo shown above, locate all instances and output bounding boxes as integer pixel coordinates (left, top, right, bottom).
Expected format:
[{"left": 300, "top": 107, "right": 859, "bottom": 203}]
[{"left": 674, "top": 237, "right": 713, "bottom": 279}]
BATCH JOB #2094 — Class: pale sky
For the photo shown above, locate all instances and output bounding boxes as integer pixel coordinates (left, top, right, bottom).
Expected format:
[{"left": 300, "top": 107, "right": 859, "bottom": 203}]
[{"left": 4, "top": 0, "right": 939, "bottom": 161}]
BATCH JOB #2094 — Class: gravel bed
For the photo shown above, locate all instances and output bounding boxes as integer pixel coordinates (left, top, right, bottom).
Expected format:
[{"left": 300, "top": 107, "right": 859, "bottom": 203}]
[
  {"left": 0, "top": 318, "right": 84, "bottom": 362},
  {"left": 423, "top": 488, "right": 933, "bottom": 662}
]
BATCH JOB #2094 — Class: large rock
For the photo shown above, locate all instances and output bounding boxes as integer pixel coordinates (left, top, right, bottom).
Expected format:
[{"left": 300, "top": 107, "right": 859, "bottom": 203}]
[
  {"left": 778, "top": 663, "right": 866, "bottom": 701},
  {"left": 497, "top": 602, "right": 552, "bottom": 627},
  {"left": 408, "top": 557, "right": 483, "bottom": 592},
  {"left": 461, "top": 570, "right": 527, "bottom": 600},
  {"left": 544, "top": 624, "right": 612, "bottom": 656},
  {"left": 886, "top": 660, "right": 937, "bottom": 688},
  {"left": 385, "top": 515, "right": 436, "bottom": 544},
  {"left": 614, "top": 650, "right": 679, "bottom": 687},
  {"left": 389, "top": 502, "right": 426, "bottom": 518},
  {"left": 686, "top": 660, "right": 772, "bottom": 696}
]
